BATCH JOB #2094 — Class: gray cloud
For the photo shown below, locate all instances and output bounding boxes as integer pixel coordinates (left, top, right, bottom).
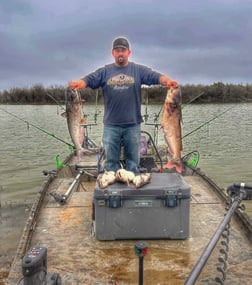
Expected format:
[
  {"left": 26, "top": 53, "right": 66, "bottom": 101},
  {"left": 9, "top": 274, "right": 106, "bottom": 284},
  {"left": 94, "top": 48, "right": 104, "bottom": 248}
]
[{"left": 0, "top": 0, "right": 251, "bottom": 90}]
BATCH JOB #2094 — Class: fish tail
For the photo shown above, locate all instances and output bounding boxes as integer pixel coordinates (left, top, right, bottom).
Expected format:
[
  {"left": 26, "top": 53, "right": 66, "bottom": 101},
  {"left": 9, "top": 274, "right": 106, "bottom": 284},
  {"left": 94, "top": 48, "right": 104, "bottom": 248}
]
[
  {"left": 175, "top": 164, "right": 182, "bottom": 174},
  {"left": 76, "top": 149, "right": 84, "bottom": 162},
  {"left": 165, "top": 160, "right": 182, "bottom": 174}
]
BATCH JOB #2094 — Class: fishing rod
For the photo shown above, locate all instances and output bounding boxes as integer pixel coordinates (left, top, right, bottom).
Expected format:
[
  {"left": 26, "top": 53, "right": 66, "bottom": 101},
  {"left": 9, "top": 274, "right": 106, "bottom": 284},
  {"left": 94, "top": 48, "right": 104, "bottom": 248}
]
[
  {"left": 182, "top": 92, "right": 204, "bottom": 109},
  {"left": 142, "top": 90, "right": 150, "bottom": 123},
  {"left": 0, "top": 107, "right": 74, "bottom": 149},
  {"left": 182, "top": 105, "right": 234, "bottom": 139},
  {"left": 46, "top": 92, "right": 65, "bottom": 114},
  {"left": 93, "top": 89, "right": 100, "bottom": 124}
]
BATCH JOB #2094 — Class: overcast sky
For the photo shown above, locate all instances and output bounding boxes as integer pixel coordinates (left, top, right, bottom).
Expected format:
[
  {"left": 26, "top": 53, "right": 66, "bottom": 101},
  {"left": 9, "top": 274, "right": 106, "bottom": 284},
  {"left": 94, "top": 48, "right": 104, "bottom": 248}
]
[{"left": 1, "top": 0, "right": 251, "bottom": 91}]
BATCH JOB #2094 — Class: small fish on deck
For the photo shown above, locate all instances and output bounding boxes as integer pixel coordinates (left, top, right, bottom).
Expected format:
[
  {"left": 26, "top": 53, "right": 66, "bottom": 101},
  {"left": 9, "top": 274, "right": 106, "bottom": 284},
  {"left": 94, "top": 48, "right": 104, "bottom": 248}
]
[
  {"left": 133, "top": 173, "right": 152, "bottom": 188},
  {"left": 115, "top": 169, "right": 152, "bottom": 188},
  {"left": 97, "top": 171, "right": 116, "bottom": 189},
  {"left": 115, "top": 169, "right": 135, "bottom": 186},
  {"left": 161, "top": 86, "right": 183, "bottom": 173}
]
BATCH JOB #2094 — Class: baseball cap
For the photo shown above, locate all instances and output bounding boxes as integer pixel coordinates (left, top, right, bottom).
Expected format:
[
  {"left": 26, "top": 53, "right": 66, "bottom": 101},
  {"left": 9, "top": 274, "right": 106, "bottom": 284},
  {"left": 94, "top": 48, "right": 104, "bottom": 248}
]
[{"left": 112, "top": 37, "right": 130, "bottom": 49}]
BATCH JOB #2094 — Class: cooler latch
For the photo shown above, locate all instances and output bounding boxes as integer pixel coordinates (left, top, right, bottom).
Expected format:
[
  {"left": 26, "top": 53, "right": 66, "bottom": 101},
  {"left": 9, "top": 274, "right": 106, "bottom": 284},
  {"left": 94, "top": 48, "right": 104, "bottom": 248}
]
[
  {"left": 165, "top": 189, "right": 182, "bottom": 207},
  {"left": 103, "top": 190, "right": 122, "bottom": 208}
]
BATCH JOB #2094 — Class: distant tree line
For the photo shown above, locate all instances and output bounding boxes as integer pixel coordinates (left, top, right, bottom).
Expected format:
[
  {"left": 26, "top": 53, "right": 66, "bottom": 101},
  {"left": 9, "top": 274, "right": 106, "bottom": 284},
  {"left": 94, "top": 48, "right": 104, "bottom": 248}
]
[{"left": 0, "top": 82, "right": 251, "bottom": 105}]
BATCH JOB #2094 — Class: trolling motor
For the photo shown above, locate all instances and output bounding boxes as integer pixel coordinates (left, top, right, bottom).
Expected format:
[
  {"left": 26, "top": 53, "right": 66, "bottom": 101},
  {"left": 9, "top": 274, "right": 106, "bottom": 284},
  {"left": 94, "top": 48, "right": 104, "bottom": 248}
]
[
  {"left": 18, "top": 247, "right": 61, "bottom": 285},
  {"left": 227, "top": 182, "right": 252, "bottom": 200},
  {"left": 184, "top": 182, "right": 251, "bottom": 285}
]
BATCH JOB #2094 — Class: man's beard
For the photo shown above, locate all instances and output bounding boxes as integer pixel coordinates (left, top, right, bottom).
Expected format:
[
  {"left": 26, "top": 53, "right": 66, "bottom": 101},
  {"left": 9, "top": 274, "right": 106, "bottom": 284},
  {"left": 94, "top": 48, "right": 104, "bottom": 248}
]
[{"left": 117, "top": 57, "right": 126, "bottom": 66}]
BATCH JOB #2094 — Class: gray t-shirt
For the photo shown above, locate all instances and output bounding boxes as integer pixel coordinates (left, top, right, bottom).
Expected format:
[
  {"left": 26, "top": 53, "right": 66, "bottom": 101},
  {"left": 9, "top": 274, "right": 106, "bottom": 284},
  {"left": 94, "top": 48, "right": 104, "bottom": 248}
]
[{"left": 84, "top": 62, "right": 162, "bottom": 126}]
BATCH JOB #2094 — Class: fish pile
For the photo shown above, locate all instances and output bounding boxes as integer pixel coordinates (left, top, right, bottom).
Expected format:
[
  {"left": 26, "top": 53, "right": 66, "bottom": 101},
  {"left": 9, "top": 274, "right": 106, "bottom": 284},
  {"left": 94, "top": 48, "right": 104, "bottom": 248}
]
[
  {"left": 97, "top": 169, "right": 151, "bottom": 189},
  {"left": 161, "top": 86, "right": 183, "bottom": 173}
]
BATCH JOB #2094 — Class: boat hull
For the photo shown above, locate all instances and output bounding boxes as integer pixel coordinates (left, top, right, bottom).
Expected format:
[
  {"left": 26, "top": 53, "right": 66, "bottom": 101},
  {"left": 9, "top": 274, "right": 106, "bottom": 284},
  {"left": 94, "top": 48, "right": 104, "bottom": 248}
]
[{"left": 6, "top": 154, "right": 252, "bottom": 285}]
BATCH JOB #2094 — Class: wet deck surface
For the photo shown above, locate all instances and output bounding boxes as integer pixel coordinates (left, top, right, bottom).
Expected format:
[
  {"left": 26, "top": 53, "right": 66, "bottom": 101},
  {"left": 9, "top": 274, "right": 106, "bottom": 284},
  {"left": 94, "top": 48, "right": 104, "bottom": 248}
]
[{"left": 7, "top": 171, "right": 252, "bottom": 285}]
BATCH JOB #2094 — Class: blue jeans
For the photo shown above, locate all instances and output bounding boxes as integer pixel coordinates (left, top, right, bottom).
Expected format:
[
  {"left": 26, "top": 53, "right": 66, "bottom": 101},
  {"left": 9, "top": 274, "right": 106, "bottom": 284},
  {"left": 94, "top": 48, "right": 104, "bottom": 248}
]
[{"left": 102, "top": 124, "right": 141, "bottom": 173}]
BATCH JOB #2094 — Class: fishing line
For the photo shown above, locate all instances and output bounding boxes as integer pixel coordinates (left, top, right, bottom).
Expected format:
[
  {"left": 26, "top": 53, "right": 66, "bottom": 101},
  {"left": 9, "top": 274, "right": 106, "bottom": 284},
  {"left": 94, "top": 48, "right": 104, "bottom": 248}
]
[
  {"left": 182, "top": 105, "right": 235, "bottom": 139},
  {"left": 0, "top": 107, "right": 74, "bottom": 149}
]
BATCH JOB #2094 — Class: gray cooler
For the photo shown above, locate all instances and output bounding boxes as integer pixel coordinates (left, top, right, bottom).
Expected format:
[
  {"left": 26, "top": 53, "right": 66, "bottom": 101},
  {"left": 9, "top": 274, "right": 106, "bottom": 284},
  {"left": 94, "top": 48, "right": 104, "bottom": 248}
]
[{"left": 93, "top": 173, "right": 190, "bottom": 240}]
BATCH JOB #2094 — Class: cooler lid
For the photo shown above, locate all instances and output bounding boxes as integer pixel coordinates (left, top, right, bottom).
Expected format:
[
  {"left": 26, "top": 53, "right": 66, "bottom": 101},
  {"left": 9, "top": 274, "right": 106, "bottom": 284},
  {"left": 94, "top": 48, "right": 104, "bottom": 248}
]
[{"left": 94, "top": 173, "right": 190, "bottom": 199}]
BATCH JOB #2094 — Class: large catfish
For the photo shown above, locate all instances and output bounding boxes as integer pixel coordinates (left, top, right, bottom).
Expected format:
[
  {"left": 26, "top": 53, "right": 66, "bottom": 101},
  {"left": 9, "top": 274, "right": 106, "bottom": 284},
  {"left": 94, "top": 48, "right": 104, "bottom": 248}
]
[
  {"left": 65, "top": 88, "right": 87, "bottom": 161},
  {"left": 161, "top": 86, "right": 183, "bottom": 173}
]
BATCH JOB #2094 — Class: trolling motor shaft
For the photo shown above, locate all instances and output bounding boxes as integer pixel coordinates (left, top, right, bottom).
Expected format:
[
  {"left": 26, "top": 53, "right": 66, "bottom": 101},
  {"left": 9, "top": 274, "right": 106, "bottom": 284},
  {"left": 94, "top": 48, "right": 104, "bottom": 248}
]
[{"left": 184, "top": 182, "right": 249, "bottom": 285}]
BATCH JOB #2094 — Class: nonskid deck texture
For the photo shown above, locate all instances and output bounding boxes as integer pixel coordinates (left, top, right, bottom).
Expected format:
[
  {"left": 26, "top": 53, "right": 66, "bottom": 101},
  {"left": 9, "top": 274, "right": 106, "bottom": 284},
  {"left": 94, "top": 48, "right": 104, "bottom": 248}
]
[{"left": 7, "top": 170, "right": 252, "bottom": 285}]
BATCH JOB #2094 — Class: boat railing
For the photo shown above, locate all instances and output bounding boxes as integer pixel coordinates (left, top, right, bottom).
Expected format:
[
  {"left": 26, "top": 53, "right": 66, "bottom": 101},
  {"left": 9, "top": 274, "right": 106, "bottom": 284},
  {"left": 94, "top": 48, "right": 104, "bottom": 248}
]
[
  {"left": 144, "top": 122, "right": 160, "bottom": 146},
  {"left": 80, "top": 122, "right": 99, "bottom": 149},
  {"left": 141, "top": 130, "right": 163, "bottom": 171}
]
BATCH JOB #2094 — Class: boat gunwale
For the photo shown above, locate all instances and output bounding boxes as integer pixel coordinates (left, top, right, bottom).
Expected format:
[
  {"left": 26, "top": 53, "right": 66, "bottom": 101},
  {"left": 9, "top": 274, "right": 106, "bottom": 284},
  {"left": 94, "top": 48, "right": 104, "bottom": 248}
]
[
  {"left": 8, "top": 154, "right": 73, "bottom": 266},
  {"left": 190, "top": 165, "right": 252, "bottom": 242}
]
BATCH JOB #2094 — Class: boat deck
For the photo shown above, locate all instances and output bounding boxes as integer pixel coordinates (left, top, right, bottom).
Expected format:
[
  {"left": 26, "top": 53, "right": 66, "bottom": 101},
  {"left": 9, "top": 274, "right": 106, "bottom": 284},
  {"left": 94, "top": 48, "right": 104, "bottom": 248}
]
[{"left": 7, "top": 168, "right": 252, "bottom": 285}]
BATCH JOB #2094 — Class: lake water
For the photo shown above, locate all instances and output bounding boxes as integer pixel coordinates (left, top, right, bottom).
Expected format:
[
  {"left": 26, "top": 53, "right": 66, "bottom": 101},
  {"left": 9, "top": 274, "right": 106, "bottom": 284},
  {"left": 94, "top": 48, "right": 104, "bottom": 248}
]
[{"left": 0, "top": 103, "right": 252, "bottom": 276}]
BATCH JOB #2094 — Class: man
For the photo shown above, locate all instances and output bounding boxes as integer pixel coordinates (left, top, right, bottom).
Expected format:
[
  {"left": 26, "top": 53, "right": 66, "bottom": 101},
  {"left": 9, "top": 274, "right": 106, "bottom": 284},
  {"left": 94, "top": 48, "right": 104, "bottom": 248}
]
[{"left": 69, "top": 37, "right": 178, "bottom": 174}]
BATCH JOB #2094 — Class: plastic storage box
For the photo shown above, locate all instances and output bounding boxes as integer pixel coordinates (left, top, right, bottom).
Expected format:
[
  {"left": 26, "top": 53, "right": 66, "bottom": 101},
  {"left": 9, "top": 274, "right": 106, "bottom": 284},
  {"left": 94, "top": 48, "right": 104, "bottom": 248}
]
[{"left": 93, "top": 173, "right": 190, "bottom": 240}]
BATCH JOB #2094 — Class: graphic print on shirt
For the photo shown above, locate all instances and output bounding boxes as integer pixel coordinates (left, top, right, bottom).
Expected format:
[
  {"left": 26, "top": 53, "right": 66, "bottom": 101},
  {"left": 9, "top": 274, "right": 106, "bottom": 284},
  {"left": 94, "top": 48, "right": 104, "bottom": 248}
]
[{"left": 107, "top": 74, "right": 135, "bottom": 90}]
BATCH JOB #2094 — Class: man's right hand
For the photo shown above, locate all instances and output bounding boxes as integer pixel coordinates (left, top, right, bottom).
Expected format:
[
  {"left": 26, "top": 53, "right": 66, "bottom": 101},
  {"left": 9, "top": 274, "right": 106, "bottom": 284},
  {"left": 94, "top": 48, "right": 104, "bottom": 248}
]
[
  {"left": 68, "top": 79, "right": 86, "bottom": 90},
  {"left": 167, "top": 80, "right": 178, "bottom": 88}
]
